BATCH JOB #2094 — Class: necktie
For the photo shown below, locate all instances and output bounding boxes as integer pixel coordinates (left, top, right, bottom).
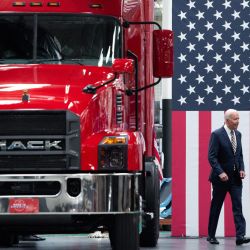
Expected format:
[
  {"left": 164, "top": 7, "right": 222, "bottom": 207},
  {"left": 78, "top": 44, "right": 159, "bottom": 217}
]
[{"left": 231, "top": 130, "right": 236, "bottom": 154}]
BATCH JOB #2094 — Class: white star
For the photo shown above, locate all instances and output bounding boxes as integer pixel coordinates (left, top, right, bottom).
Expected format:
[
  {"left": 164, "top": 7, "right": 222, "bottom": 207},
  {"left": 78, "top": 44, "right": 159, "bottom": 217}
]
[
  {"left": 187, "top": 64, "right": 196, "bottom": 73},
  {"left": 222, "top": 64, "right": 231, "bottom": 73},
  {"left": 205, "top": 21, "right": 214, "bottom": 30},
  {"left": 196, "top": 11, "right": 205, "bottom": 20},
  {"left": 231, "top": 74, "right": 240, "bottom": 84},
  {"left": 241, "top": 63, "right": 249, "bottom": 73},
  {"left": 231, "top": 95, "right": 240, "bottom": 105},
  {"left": 204, "top": 85, "right": 214, "bottom": 95},
  {"left": 222, "top": 85, "right": 231, "bottom": 94},
  {"left": 178, "top": 11, "right": 187, "bottom": 20},
  {"left": 213, "top": 53, "right": 222, "bottom": 63},
  {"left": 205, "top": 64, "right": 213, "bottom": 73},
  {"left": 223, "top": 0, "right": 231, "bottom": 9},
  {"left": 232, "top": 32, "right": 240, "bottom": 41},
  {"left": 196, "top": 74, "right": 204, "bottom": 84},
  {"left": 187, "top": 21, "right": 196, "bottom": 31},
  {"left": 223, "top": 21, "right": 231, "bottom": 30},
  {"left": 178, "top": 53, "right": 187, "bottom": 63},
  {"left": 187, "top": 43, "right": 196, "bottom": 52},
  {"left": 205, "top": 0, "right": 213, "bottom": 9},
  {"left": 231, "top": 10, "right": 240, "bottom": 20},
  {"left": 213, "top": 96, "right": 223, "bottom": 105},
  {"left": 223, "top": 42, "right": 231, "bottom": 52},
  {"left": 196, "top": 96, "right": 205, "bottom": 105},
  {"left": 178, "top": 32, "right": 187, "bottom": 41},
  {"left": 178, "top": 74, "right": 187, "bottom": 84},
  {"left": 178, "top": 96, "right": 187, "bottom": 105},
  {"left": 241, "top": 0, "right": 249, "bottom": 9},
  {"left": 241, "top": 21, "right": 249, "bottom": 30},
  {"left": 241, "top": 42, "right": 249, "bottom": 52},
  {"left": 195, "top": 53, "right": 205, "bottom": 62},
  {"left": 187, "top": 0, "right": 196, "bottom": 9},
  {"left": 196, "top": 32, "right": 205, "bottom": 41},
  {"left": 213, "top": 32, "right": 222, "bottom": 41},
  {"left": 186, "top": 85, "right": 196, "bottom": 95},
  {"left": 205, "top": 42, "right": 214, "bottom": 52},
  {"left": 231, "top": 53, "right": 240, "bottom": 62},
  {"left": 214, "top": 75, "right": 222, "bottom": 84},
  {"left": 214, "top": 10, "right": 222, "bottom": 20},
  {"left": 241, "top": 85, "right": 249, "bottom": 94}
]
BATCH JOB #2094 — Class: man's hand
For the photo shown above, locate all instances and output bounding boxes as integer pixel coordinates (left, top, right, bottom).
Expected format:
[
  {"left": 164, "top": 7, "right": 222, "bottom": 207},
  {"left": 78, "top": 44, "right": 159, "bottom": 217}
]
[
  {"left": 219, "top": 172, "right": 229, "bottom": 182},
  {"left": 240, "top": 170, "right": 246, "bottom": 179}
]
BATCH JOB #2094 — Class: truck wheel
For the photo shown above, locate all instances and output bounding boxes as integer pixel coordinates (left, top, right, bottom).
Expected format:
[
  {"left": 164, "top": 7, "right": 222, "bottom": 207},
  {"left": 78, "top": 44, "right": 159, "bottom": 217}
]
[
  {"left": 110, "top": 214, "right": 139, "bottom": 250},
  {"left": 140, "top": 163, "right": 160, "bottom": 247},
  {"left": 0, "top": 233, "right": 16, "bottom": 247}
]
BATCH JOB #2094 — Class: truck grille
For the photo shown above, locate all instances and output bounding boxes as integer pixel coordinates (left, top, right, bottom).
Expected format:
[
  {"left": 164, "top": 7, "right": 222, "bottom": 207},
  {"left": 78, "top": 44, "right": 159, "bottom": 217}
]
[{"left": 0, "top": 111, "right": 80, "bottom": 172}]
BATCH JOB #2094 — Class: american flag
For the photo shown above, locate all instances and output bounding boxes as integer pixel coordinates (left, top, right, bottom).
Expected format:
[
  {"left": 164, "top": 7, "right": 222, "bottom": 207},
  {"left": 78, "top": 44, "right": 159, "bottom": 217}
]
[{"left": 171, "top": 0, "right": 250, "bottom": 237}]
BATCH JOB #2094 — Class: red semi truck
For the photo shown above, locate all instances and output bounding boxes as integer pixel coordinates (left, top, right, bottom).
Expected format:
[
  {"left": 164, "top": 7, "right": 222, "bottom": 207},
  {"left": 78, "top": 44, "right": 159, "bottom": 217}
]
[{"left": 0, "top": 0, "right": 173, "bottom": 249}]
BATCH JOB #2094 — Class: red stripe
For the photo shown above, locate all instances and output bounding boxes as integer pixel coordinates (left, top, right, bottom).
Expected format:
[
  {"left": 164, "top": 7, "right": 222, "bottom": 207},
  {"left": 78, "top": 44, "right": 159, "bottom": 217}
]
[
  {"left": 172, "top": 111, "right": 186, "bottom": 236},
  {"left": 198, "top": 111, "right": 212, "bottom": 236},
  {"left": 224, "top": 193, "right": 235, "bottom": 236}
]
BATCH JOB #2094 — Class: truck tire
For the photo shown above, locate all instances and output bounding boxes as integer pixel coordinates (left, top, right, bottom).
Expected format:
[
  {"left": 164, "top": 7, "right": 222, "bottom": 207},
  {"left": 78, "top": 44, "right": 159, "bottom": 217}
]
[
  {"left": 110, "top": 214, "right": 139, "bottom": 250},
  {"left": 140, "top": 163, "right": 160, "bottom": 247},
  {"left": 0, "top": 233, "right": 16, "bottom": 247}
]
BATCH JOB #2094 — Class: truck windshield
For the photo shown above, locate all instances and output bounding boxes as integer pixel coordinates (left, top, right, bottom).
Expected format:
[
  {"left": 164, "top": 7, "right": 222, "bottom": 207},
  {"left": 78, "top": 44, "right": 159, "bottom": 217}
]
[{"left": 0, "top": 14, "right": 121, "bottom": 66}]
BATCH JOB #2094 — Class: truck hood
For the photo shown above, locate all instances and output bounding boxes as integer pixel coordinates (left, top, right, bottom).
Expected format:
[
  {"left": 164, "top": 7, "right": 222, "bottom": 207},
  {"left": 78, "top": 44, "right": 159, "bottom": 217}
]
[{"left": 0, "top": 64, "right": 114, "bottom": 112}]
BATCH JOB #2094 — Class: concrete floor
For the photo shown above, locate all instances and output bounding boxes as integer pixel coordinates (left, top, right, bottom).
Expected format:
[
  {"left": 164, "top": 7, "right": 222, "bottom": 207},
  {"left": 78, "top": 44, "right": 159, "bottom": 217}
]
[{"left": 4, "top": 233, "right": 250, "bottom": 250}]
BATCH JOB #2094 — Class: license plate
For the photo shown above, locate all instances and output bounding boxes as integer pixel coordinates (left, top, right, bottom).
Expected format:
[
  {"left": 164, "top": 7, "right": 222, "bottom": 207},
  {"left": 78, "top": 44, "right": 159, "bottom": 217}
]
[{"left": 9, "top": 198, "right": 39, "bottom": 213}]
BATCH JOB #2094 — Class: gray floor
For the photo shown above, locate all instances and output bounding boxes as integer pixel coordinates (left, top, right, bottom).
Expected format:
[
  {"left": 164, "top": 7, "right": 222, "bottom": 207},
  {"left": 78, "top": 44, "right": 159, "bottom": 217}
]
[{"left": 4, "top": 233, "right": 250, "bottom": 250}]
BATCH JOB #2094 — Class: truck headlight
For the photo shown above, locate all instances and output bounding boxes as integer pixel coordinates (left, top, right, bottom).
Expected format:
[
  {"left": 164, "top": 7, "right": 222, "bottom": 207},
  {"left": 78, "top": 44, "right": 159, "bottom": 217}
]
[{"left": 98, "top": 136, "right": 127, "bottom": 170}]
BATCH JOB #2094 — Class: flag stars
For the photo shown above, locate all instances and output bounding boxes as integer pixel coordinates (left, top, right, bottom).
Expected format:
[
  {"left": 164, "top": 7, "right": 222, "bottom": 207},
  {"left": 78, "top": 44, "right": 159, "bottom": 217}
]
[
  {"left": 231, "top": 10, "right": 240, "bottom": 20},
  {"left": 223, "top": 42, "right": 231, "bottom": 52},
  {"left": 186, "top": 85, "right": 196, "bottom": 95},
  {"left": 214, "top": 74, "right": 223, "bottom": 84},
  {"left": 178, "top": 11, "right": 187, "bottom": 20},
  {"left": 214, "top": 32, "right": 223, "bottom": 41},
  {"left": 205, "top": 21, "right": 214, "bottom": 30},
  {"left": 187, "top": 0, "right": 196, "bottom": 9},
  {"left": 213, "top": 96, "right": 223, "bottom": 105},
  {"left": 187, "top": 64, "right": 196, "bottom": 73},
  {"left": 231, "top": 96, "right": 240, "bottom": 105},
  {"left": 187, "top": 43, "right": 196, "bottom": 52},
  {"left": 231, "top": 53, "right": 240, "bottom": 62},
  {"left": 196, "top": 74, "right": 204, "bottom": 84},
  {"left": 241, "top": 0, "right": 249, "bottom": 9},
  {"left": 178, "top": 32, "right": 187, "bottom": 41},
  {"left": 222, "top": 85, "right": 231, "bottom": 94},
  {"left": 205, "top": 42, "right": 214, "bottom": 52},
  {"left": 231, "top": 74, "right": 240, "bottom": 84},
  {"left": 205, "top": 0, "right": 214, "bottom": 9},
  {"left": 241, "top": 85, "right": 249, "bottom": 94},
  {"left": 223, "top": 21, "right": 231, "bottom": 30},
  {"left": 241, "top": 21, "right": 249, "bottom": 30},
  {"left": 214, "top": 10, "right": 223, "bottom": 19},
  {"left": 205, "top": 64, "right": 214, "bottom": 73},
  {"left": 178, "top": 96, "right": 187, "bottom": 105},
  {"left": 196, "top": 32, "right": 205, "bottom": 41},
  {"left": 241, "top": 42, "right": 249, "bottom": 52},
  {"left": 241, "top": 63, "right": 249, "bottom": 73},
  {"left": 178, "top": 53, "right": 187, "bottom": 63},
  {"left": 195, "top": 96, "right": 205, "bottom": 105},
  {"left": 223, "top": 0, "right": 232, "bottom": 9},
  {"left": 204, "top": 85, "right": 214, "bottom": 94},
  {"left": 232, "top": 32, "right": 240, "bottom": 41},
  {"left": 178, "top": 74, "right": 187, "bottom": 84},
  {"left": 196, "top": 53, "right": 205, "bottom": 62},
  {"left": 213, "top": 53, "right": 223, "bottom": 63},
  {"left": 222, "top": 64, "right": 231, "bottom": 73},
  {"left": 187, "top": 21, "right": 196, "bottom": 31},
  {"left": 196, "top": 11, "right": 205, "bottom": 20}
]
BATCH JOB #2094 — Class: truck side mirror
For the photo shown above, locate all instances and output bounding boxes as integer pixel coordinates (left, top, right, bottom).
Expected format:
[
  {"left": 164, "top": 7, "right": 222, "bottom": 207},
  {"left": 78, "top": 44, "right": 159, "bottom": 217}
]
[
  {"left": 153, "top": 30, "right": 174, "bottom": 78},
  {"left": 112, "top": 59, "right": 134, "bottom": 74}
]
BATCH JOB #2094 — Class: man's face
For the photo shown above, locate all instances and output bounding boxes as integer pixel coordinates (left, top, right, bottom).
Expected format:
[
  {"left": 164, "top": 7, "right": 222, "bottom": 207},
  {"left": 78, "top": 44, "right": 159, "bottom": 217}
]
[{"left": 226, "top": 112, "right": 239, "bottom": 130}]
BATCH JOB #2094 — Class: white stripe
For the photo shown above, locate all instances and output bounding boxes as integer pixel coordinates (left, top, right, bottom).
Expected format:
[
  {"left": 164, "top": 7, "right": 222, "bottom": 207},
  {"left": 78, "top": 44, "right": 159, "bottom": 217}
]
[
  {"left": 211, "top": 111, "right": 225, "bottom": 237},
  {"left": 239, "top": 111, "right": 250, "bottom": 237},
  {"left": 186, "top": 111, "right": 199, "bottom": 236}
]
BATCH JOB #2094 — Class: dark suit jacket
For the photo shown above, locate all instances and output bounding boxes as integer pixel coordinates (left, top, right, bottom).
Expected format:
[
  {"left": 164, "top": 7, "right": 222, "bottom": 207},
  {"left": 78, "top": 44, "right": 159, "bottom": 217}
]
[{"left": 208, "top": 126, "right": 244, "bottom": 185}]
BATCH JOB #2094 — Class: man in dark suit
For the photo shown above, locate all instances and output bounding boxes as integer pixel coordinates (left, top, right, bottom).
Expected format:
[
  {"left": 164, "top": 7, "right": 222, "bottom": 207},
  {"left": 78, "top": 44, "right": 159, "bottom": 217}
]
[{"left": 207, "top": 109, "right": 250, "bottom": 245}]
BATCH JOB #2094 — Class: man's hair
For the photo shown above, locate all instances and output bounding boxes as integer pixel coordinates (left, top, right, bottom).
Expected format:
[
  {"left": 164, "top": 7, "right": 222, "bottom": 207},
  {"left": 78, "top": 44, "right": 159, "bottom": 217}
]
[{"left": 224, "top": 109, "right": 238, "bottom": 121}]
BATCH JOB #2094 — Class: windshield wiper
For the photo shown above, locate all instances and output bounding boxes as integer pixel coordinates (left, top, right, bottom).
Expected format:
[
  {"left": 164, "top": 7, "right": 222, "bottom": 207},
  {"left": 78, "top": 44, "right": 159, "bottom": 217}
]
[{"left": 28, "top": 58, "right": 85, "bottom": 65}]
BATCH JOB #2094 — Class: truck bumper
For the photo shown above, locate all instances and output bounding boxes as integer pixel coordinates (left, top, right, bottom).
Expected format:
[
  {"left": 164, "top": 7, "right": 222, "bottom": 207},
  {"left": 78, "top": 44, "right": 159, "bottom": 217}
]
[{"left": 0, "top": 173, "right": 140, "bottom": 214}]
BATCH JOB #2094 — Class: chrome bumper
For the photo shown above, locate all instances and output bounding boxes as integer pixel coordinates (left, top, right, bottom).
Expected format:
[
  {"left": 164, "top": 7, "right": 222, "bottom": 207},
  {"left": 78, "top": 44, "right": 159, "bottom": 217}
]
[{"left": 0, "top": 173, "right": 140, "bottom": 214}]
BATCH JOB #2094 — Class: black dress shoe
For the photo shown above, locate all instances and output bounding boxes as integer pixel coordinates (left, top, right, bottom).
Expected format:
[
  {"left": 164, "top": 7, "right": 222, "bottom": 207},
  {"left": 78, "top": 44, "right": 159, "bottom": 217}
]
[
  {"left": 236, "top": 237, "right": 250, "bottom": 245},
  {"left": 207, "top": 237, "right": 219, "bottom": 244}
]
